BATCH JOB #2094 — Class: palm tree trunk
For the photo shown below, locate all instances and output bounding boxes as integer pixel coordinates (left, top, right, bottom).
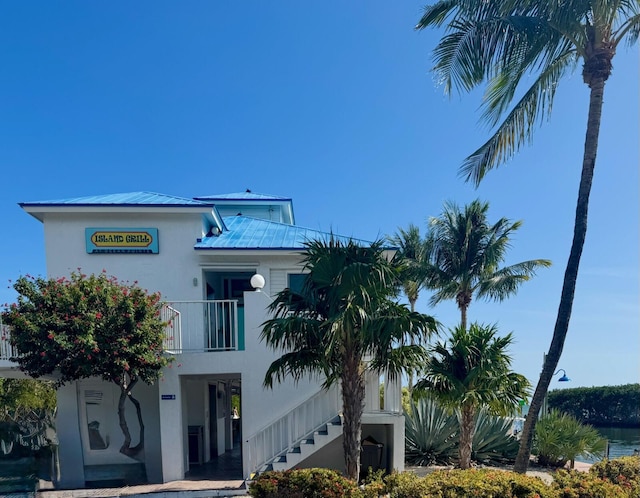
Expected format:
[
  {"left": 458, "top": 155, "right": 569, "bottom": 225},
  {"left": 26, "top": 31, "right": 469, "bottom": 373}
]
[
  {"left": 514, "top": 76, "right": 606, "bottom": 473},
  {"left": 341, "top": 355, "right": 365, "bottom": 481},
  {"left": 460, "top": 304, "right": 467, "bottom": 332},
  {"left": 458, "top": 404, "right": 475, "bottom": 470}
]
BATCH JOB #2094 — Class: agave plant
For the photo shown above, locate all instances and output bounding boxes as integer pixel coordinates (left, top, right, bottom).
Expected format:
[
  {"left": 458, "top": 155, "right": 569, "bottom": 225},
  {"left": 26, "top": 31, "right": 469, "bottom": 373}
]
[
  {"left": 534, "top": 409, "right": 606, "bottom": 468},
  {"left": 471, "top": 408, "right": 519, "bottom": 464},
  {"left": 405, "top": 399, "right": 520, "bottom": 466},
  {"left": 405, "top": 397, "right": 458, "bottom": 465}
]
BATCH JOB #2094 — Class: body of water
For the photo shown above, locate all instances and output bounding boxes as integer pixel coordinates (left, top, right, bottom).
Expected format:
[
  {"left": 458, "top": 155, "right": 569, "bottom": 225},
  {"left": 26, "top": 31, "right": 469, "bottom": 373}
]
[{"left": 578, "top": 427, "right": 640, "bottom": 463}]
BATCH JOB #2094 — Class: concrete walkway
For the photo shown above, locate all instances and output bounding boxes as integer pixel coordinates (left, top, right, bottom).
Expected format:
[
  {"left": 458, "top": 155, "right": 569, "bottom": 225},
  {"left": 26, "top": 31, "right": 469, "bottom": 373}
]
[{"left": 36, "top": 479, "right": 248, "bottom": 498}]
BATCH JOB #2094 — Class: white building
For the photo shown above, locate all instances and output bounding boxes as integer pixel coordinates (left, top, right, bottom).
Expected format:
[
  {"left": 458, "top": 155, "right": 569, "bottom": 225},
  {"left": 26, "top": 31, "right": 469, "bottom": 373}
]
[{"left": 0, "top": 191, "right": 404, "bottom": 489}]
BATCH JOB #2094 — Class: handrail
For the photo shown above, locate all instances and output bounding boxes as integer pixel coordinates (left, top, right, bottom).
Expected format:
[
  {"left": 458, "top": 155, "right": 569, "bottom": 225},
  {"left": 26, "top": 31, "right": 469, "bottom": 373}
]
[{"left": 245, "top": 383, "right": 341, "bottom": 476}]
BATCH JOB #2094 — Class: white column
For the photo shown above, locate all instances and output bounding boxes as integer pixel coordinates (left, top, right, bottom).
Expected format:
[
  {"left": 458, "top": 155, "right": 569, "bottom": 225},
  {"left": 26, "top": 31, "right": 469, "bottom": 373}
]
[
  {"left": 158, "top": 370, "right": 185, "bottom": 482},
  {"left": 55, "top": 383, "right": 85, "bottom": 488}
]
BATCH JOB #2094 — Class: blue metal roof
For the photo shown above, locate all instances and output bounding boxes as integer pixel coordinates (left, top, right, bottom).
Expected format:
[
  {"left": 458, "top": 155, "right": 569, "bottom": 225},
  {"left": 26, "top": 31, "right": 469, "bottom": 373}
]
[
  {"left": 194, "top": 192, "right": 291, "bottom": 201},
  {"left": 20, "top": 192, "right": 214, "bottom": 207},
  {"left": 195, "top": 216, "right": 371, "bottom": 250}
]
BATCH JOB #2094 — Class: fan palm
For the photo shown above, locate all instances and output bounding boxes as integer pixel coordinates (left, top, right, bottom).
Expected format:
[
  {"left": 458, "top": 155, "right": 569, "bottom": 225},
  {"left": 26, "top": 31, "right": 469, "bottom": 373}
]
[
  {"left": 261, "top": 237, "right": 438, "bottom": 480},
  {"left": 414, "top": 322, "right": 530, "bottom": 469},
  {"left": 426, "top": 199, "right": 551, "bottom": 331},
  {"left": 416, "top": 0, "right": 639, "bottom": 472}
]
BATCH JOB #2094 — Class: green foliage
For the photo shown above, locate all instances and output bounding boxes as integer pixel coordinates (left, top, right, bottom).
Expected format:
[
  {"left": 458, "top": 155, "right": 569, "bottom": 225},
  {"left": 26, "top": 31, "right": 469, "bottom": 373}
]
[
  {"left": 0, "top": 379, "right": 55, "bottom": 416},
  {"left": 261, "top": 238, "right": 438, "bottom": 479},
  {"left": 471, "top": 408, "right": 520, "bottom": 464},
  {"left": 553, "top": 470, "right": 633, "bottom": 498},
  {"left": 366, "top": 470, "right": 556, "bottom": 498},
  {"left": 548, "top": 385, "right": 640, "bottom": 428},
  {"left": 2, "top": 272, "right": 172, "bottom": 387},
  {"left": 405, "top": 398, "right": 519, "bottom": 466},
  {"left": 424, "top": 199, "right": 551, "bottom": 328},
  {"left": 405, "top": 397, "right": 458, "bottom": 465},
  {"left": 249, "top": 469, "right": 362, "bottom": 498},
  {"left": 2, "top": 271, "right": 172, "bottom": 458},
  {"left": 0, "top": 379, "right": 57, "bottom": 456},
  {"left": 414, "top": 322, "right": 530, "bottom": 469},
  {"left": 534, "top": 410, "right": 606, "bottom": 467},
  {"left": 590, "top": 455, "right": 640, "bottom": 496}
]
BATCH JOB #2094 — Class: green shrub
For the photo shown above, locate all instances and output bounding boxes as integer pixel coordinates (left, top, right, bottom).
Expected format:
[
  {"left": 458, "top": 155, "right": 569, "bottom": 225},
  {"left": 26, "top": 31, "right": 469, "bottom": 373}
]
[
  {"left": 380, "top": 469, "right": 556, "bottom": 498},
  {"left": 590, "top": 455, "right": 640, "bottom": 496},
  {"left": 248, "top": 468, "right": 362, "bottom": 498},
  {"left": 472, "top": 408, "right": 520, "bottom": 464},
  {"left": 405, "top": 398, "right": 519, "bottom": 466},
  {"left": 405, "top": 397, "right": 458, "bottom": 465},
  {"left": 534, "top": 409, "right": 606, "bottom": 467},
  {"left": 553, "top": 469, "right": 632, "bottom": 498}
]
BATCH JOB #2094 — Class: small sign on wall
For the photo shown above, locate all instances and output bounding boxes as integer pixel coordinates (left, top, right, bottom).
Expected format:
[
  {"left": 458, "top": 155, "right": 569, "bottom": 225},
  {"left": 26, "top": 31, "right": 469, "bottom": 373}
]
[
  {"left": 161, "top": 394, "right": 176, "bottom": 400},
  {"left": 85, "top": 228, "right": 159, "bottom": 254}
]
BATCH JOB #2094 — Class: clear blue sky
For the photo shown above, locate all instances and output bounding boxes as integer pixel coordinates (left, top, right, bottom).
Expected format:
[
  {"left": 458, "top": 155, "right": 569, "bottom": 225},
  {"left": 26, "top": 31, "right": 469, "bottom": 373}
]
[{"left": 1, "top": 1, "right": 637, "bottom": 389}]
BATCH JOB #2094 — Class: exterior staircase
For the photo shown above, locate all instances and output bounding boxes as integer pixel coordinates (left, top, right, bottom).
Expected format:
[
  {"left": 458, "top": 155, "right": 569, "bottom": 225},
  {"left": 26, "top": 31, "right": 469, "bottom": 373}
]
[
  {"left": 246, "top": 385, "right": 342, "bottom": 478},
  {"left": 268, "top": 415, "right": 343, "bottom": 472}
]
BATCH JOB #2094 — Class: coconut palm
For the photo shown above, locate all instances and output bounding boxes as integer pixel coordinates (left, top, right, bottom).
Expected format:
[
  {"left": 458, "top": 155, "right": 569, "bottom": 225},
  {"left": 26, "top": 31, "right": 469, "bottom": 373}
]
[
  {"left": 261, "top": 237, "right": 438, "bottom": 480},
  {"left": 387, "top": 224, "right": 428, "bottom": 312},
  {"left": 425, "top": 199, "right": 551, "bottom": 331},
  {"left": 414, "top": 322, "right": 530, "bottom": 469},
  {"left": 387, "top": 224, "right": 429, "bottom": 392},
  {"left": 415, "top": 0, "right": 639, "bottom": 472}
]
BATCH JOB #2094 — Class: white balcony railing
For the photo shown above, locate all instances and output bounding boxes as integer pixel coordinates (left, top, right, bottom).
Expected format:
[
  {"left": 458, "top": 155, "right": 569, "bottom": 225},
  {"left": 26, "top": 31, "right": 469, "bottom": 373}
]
[
  {"left": 163, "top": 300, "right": 243, "bottom": 353},
  {"left": 1, "top": 320, "right": 17, "bottom": 362},
  {"left": 0, "top": 300, "right": 243, "bottom": 361}
]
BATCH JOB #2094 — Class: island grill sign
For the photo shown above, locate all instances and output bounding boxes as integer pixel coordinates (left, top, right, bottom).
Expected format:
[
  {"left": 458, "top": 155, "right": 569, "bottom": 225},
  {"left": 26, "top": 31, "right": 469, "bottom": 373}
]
[{"left": 85, "top": 228, "right": 159, "bottom": 254}]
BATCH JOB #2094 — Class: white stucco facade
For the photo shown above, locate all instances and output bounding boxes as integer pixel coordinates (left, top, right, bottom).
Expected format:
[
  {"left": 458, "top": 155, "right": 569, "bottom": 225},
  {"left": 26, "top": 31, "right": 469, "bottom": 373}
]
[{"left": 0, "top": 192, "right": 405, "bottom": 488}]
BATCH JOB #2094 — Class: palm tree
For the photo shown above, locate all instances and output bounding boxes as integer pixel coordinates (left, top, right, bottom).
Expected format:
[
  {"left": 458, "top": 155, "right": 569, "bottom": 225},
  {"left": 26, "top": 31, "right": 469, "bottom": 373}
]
[
  {"left": 261, "top": 237, "right": 438, "bottom": 480},
  {"left": 415, "top": 0, "right": 639, "bottom": 472},
  {"left": 387, "top": 224, "right": 429, "bottom": 392},
  {"left": 414, "top": 323, "right": 530, "bottom": 469},
  {"left": 426, "top": 199, "right": 551, "bottom": 331}
]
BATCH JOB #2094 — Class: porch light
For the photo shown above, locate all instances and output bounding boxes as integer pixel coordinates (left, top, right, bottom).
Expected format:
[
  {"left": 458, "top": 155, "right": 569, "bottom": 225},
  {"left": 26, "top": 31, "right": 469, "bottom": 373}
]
[
  {"left": 250, "top": 274, "right": 265, "bottom": 291},
  {"left": 555, "top": 369, "right": 570, "bottom": 382}
]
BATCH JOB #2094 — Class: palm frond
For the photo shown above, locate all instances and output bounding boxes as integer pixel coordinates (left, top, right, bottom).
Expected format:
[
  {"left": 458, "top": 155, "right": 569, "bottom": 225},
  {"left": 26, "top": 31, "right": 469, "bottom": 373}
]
[{"left": 461, "top": 50, "right": 576, "bottom": 185}]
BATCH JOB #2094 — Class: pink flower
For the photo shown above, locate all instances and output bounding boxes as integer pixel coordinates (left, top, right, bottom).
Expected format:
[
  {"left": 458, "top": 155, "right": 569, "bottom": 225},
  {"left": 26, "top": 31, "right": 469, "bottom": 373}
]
[
  {"left": 48, "top": 333, "right": 54, "bottom": 339},
  {"left": 95, "top": 312, "right": 103, "bottom": 319},
  {"left": 40, "top": 352, "right": 46, "bottom": 357}
]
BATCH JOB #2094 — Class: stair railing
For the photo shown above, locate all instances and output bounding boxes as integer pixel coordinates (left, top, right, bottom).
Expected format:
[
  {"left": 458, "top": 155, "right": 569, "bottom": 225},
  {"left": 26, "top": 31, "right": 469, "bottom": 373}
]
[{"left": 245, "top": 383, "right": 341, "bottom": 477}]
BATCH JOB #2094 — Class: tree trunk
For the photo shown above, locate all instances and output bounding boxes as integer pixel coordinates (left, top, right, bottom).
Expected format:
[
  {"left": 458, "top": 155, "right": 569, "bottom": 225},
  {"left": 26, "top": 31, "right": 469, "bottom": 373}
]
[
  {"left": 117, "top": 378, "right": 145, "bottom": 460},
  {"left": 514, "top": 76, "right": 606, "bottom": 473},
  {"left": 341, "top": 354, "right": 365, "bottom": 481},
  {"left": 458, "top": 404, "right": 475, "bottom": 470}
]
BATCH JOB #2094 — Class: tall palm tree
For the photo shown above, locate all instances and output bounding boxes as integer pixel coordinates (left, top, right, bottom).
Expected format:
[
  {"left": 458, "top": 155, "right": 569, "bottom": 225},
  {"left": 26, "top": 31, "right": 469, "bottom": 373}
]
[
  {"left": 261, "top": 237, "right": 438, "bottom": 480},
  {"left": 414, "top": 323, "right": 530, "bottom": 469},
  {"left": 416, "top": 0, "right": 639, "bottom": 472},
  {"left": 426, "top": 200, "right": 551, "bottom": 331},
  {"left": 387, "top": 224, "right": 428, "bottom": 312},
  {"left": 387, "top": 224, "right": 429, "bottom": 392}
]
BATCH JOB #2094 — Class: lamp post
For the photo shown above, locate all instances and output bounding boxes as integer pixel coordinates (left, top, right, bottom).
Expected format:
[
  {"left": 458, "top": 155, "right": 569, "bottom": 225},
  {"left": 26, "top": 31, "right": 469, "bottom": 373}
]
[{"left": 541, "top": 363, "right": 571, "bottom": 416}]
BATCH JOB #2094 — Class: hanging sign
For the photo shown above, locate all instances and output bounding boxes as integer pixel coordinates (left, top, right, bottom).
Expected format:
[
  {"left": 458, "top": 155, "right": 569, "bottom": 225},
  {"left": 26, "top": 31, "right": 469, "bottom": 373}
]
[{"left": 85, "top": 228, "right": 159, "bottom": 254}]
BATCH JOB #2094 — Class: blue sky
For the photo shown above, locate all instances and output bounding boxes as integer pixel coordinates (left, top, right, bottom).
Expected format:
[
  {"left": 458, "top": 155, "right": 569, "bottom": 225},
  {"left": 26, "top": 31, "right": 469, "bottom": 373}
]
[{"left": 1, "top": 1, "right": 637, "bottom": 389}]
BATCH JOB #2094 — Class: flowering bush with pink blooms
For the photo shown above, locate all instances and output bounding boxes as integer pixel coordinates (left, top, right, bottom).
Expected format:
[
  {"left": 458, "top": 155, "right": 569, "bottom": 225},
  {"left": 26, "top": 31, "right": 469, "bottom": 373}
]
[{"left": 1, "top": 271, "right": 172, "bottom": 458}]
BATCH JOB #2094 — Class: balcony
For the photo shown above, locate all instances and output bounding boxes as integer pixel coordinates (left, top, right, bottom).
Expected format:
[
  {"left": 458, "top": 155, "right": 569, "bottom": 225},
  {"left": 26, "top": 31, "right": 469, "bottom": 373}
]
[
  {"left": 161, "top": 300, "right": 244, "bottom": 353},
  {"left": 0, "top": 300, "right": 244, "bottom": 364}
]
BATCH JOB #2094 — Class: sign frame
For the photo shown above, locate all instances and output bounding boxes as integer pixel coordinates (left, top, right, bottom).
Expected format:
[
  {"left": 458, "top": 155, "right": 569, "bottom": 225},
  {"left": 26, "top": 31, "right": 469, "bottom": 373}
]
[{"left": 85, "top": 228, "right": 159, "bottom": 254}]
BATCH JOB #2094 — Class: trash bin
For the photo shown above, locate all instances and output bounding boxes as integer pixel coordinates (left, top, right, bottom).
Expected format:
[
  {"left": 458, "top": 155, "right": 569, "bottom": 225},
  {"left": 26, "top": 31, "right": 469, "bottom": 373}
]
[
  {"left": 360, "top": 435, "right": 383, "bottom": 478},
  {"left": 188, "top": 425, "right": 204, "bottom": 465}
]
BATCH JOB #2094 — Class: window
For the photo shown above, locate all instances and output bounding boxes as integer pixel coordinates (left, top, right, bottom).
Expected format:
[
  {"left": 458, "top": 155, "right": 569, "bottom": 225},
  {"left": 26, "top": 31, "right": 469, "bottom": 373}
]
[{"left": 287, "top": 273, "right": 308, "bottom": 294}]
